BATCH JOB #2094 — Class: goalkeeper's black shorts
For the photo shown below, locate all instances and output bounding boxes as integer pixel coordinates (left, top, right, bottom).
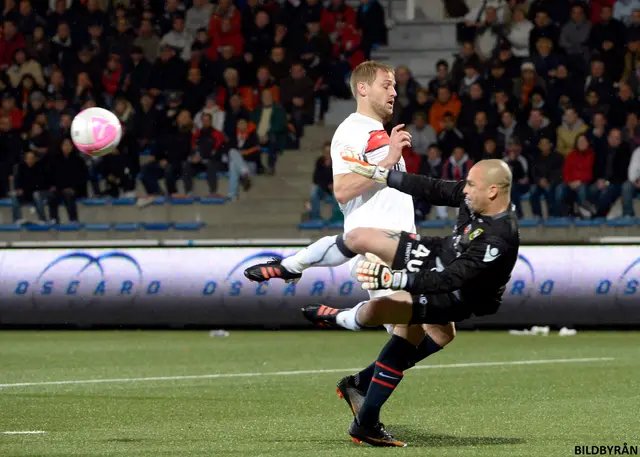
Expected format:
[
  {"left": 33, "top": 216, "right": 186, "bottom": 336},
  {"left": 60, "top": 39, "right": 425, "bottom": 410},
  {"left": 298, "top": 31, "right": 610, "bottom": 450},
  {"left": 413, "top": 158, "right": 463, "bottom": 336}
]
[{"left": 391, "top": 231, "right": 472, "bottom": 325}]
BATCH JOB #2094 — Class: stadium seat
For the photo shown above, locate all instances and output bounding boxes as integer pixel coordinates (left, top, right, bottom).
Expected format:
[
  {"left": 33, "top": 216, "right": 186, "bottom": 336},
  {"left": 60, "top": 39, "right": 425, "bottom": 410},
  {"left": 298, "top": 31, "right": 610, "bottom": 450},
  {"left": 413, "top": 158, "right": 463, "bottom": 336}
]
[
  {"left": 519, "top": 219, "right": 539, "bottom": 228},
  {"left": 200, "top": 197, "right": 227, "bottom": 205},
  {"left": 0, "top": 223, "right": 20, "bottom": 231},
  {"left": 112, "top": 197, "right": 136, "bottom": 206},
  {"left": 169, "top": 197, "right": 196, "bottom": 205},
  {"left": 25, "top": 223, "right": 53, "bottom": 231},
  {"left": 325, "top": 221, "right": 344, "bottom": 230},
  {"left": 81, "top": 198, "right": 108, "bottom": 206},
  {"left": 173, "top": 221, "right": 205, "bottom": 230},
  {"left": 574, "top": 218, "right": 604, "bottom": 227},
  {"left": 84, "top": 223, "right": 111, "bottom": 231},
  {"left": 298, "top": 220, "right": 325, "bottom": 230},
  {"left": 543, "top": 218, "right": 572, "bottom": 228},
  {"left": 57, "top": 222, "right": 82, "bottom": 231},
  {"left": 142, "top": 222, "right": 172, "bottom": 231},
  {"left": 0, "top": 198, "right": 11, "bottom": 207},
  {"left": 113, "top": 222, "right": 140, "bottom": 231},
  {"left": 605, "top": 218, "right": 636, "bottom": 227},
  {"left": 152, "top": 197, "right": 167, "bottom": 205}
]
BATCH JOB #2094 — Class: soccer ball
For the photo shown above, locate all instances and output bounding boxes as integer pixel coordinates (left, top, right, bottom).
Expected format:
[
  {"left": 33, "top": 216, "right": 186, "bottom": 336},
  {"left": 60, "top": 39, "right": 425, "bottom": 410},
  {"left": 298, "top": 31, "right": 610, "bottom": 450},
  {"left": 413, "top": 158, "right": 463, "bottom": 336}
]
[{"left": 71, "top": 107, "right": 122, "bottom": 157}]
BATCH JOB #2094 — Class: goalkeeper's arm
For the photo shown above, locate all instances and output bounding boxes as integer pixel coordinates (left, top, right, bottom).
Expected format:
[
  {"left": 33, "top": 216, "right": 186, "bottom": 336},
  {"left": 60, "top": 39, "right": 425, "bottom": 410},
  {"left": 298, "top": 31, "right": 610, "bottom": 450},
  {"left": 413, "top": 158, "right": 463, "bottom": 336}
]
[{"left": 347, "top": 161, "right": 466, "bottom": 208}]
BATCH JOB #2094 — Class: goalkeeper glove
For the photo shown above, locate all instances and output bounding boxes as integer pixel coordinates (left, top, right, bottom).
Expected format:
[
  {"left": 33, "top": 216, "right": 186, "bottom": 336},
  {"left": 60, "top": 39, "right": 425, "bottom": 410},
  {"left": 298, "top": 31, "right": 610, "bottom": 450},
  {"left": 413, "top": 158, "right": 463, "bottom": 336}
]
[
  {"left": 340, "top": 150, "right": 389, "bottom": 184},
  {"left": 356, "top": 256, "right": 408, "bottom": 290}
]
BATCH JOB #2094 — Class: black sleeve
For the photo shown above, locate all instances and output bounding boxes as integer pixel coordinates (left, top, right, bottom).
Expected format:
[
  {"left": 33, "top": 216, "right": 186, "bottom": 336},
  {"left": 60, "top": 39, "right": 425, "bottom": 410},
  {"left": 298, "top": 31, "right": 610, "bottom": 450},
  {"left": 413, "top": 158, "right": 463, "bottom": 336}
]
[
  {"left": 403, "top": 235, "right": 509, "bottom": 294},
  {"left": 387, "top": 170, "right": 465, "bottom": 207}
]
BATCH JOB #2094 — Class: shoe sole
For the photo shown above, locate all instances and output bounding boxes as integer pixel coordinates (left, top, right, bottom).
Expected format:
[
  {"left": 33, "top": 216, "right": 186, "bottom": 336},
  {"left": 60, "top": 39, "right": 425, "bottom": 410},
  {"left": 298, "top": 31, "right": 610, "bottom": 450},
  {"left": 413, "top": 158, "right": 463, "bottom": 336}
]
[{"left": 348, "top": 432, "right": 407, "bottom": 447}]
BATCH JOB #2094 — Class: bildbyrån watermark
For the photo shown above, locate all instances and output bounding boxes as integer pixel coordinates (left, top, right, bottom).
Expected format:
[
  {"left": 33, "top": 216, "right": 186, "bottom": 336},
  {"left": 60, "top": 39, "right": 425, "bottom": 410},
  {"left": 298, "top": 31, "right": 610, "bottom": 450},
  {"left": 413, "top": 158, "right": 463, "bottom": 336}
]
[{"left": 575, "top": 444, "right": 638, "bottom": 455}]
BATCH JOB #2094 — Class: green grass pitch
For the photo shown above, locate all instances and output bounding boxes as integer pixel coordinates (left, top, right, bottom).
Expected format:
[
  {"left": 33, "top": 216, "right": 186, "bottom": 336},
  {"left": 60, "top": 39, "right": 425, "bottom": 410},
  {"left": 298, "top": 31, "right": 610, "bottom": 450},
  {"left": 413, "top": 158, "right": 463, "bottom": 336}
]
[{"left": 1, "top": 330, "right": 639, "bottom": 456}]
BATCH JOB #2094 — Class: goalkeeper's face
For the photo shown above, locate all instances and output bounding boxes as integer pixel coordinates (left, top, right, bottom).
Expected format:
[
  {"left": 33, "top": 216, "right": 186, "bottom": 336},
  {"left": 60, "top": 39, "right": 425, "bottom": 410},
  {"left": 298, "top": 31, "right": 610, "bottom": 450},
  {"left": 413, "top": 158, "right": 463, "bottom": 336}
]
[{"left": 368, "top": 70, "right": 397, "bottom": 121}]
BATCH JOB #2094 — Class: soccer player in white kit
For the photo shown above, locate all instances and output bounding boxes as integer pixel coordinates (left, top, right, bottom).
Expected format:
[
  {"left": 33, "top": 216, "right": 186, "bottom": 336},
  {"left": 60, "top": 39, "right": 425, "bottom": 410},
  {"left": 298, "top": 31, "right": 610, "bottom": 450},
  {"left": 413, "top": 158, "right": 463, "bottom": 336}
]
[{"left": 244, "top": 62, "right": 438, "bottom": 446}]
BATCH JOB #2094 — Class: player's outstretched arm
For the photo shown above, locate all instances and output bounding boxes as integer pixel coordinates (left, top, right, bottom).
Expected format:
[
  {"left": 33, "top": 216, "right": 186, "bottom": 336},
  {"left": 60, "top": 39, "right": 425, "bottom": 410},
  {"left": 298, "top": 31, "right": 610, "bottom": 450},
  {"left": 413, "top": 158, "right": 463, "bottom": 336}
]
[{"left": 346, "top": 159, "right": 465, "bottom": 207}]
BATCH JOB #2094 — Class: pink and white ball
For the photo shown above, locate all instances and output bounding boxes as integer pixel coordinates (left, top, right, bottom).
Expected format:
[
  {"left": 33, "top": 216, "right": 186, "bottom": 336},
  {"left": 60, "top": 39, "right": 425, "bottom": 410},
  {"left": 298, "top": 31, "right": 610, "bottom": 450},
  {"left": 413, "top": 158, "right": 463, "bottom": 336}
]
[{"left": 71, "top": 107, "right": 122, "bottom": 157}]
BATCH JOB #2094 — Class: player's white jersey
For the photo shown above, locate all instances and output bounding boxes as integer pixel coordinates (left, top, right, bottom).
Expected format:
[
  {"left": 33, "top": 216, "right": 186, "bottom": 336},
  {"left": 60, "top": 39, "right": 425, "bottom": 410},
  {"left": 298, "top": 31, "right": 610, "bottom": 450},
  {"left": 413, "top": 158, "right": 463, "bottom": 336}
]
[{"left": 331, "top": 112, "right": 416, "bottom": 234}]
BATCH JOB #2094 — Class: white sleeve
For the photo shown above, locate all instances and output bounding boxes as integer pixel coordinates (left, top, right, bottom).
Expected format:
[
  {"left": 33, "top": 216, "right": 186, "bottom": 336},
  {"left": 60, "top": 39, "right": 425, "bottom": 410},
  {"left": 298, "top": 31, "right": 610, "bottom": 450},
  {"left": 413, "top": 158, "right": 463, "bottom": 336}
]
[
  {"left": 331, "top": 134, "right": 365, "bottom": 176},
  {"left": 629, "top": 147, "right": 640, "bottom": 183}
]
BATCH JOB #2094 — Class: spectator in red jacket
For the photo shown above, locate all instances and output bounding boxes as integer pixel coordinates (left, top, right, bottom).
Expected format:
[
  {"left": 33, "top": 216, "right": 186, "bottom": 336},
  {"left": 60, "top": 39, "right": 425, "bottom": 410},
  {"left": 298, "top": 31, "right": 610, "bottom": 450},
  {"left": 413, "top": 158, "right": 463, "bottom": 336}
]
[
  {"left": 101, "top": 54, "right": 123, "bottom": 107},
  {"left": 557, "top": 134, "right": 595, "bottom": 216},
  {"left": 0, "top": 19, "right": 26, "bottom": 69},
  {"left": 321, "top": 0, "right": 356, "bottom": 34},
  {"left": 183, "top": 112, "right": 226, "bottom": 197},
  {"left": 442, "top": 146, "right": 473, "bottom": 181}
]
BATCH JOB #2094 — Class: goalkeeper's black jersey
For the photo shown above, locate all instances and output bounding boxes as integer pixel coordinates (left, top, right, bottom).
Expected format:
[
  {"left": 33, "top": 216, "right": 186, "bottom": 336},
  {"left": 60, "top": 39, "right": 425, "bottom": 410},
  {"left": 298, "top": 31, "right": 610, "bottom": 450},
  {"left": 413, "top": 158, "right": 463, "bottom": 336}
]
[{"left": 386, "top": 171, "right": 521, "bottom": 316}]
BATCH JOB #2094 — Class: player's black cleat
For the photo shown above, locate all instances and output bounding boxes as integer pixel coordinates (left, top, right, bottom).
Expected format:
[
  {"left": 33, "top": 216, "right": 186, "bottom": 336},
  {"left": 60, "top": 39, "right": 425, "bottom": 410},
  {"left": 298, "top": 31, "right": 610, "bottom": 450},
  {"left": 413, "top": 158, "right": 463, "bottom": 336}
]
[
  {"left": 302, "top": 304, "right": 340, "bottom": 328},
  {"left": 336, "top": 376, "right": 366, "bottom": 417},
  {"left": 349, "top": 419, "right": 407, "bottom": 447},
  {"left": 243, "top": 259, "right": 302, "bottom": 283}
]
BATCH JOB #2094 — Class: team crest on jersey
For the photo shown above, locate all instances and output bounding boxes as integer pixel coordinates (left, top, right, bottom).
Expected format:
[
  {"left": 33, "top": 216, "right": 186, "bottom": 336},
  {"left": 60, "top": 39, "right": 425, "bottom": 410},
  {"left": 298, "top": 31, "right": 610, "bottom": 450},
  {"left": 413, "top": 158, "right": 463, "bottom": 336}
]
[{"left": 464, "top": 224, "right": 471, "bottom": 235}]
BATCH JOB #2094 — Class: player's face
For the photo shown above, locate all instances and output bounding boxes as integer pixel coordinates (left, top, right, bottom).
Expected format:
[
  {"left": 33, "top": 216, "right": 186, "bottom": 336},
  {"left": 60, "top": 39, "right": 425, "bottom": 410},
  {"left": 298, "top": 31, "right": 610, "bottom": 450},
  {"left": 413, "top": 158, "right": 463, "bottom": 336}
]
[
  {"left": 368, "top": 70, "right": 396, "bottom": 121},
  {"left": 464, "top": 166, "right": 490, "bottom": 213}
]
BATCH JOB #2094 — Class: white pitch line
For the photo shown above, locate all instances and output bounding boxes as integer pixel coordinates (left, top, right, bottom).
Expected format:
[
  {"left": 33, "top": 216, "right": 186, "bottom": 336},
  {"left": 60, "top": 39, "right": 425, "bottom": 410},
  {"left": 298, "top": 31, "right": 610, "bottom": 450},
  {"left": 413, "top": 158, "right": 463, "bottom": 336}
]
[
  {"left": 2, "top": 431, "right": 47, "bottom": 435},
  {"left": 0, "top": 357, "right": 614, "bottom": 390}
]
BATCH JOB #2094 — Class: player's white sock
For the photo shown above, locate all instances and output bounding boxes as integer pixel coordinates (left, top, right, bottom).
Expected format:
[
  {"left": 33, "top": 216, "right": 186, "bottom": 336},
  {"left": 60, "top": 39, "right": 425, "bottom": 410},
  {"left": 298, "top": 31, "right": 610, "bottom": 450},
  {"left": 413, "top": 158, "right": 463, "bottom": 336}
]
[
  {"left": 281, "top": 235, "right": 356, "bottom": 274},
  {"left": 336, "top": 301, "right": 367, "bottom": 331}
]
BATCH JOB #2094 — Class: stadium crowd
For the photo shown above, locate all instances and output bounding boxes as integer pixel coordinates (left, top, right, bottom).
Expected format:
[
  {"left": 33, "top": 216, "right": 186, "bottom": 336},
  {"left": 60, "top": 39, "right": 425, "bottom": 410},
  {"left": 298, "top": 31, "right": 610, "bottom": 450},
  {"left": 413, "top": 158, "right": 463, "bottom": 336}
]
[
  {"left": 0, "top": 0, "right": 387, "bottom": 224},
  {"left": 359, "top": 0, "right": 640, "bottom": 224}
]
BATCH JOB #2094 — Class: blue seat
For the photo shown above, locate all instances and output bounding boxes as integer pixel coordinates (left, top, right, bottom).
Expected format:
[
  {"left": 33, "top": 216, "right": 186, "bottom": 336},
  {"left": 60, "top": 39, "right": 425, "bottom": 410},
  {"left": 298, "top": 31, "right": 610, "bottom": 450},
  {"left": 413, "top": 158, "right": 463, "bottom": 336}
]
[
  {"left": 112, "top": 197, "right": 136, "bottom": 206},
  {"left": 325, "top": 221, "right": 344, "bottom": 230},
  {"left": 57, "top": 222, "right": 82, "bottom": 231},
  {"left": 170, "top": 197, "right": 196, "bottom": 205},
  {"left": 113, "top": 222, "right": 140, "bottom": 231},
  {"left": 298, "top": 220, "right": 325, "bottom": 230},
  {"left": 174, "top": 221, "right": 204, "bottom": 230},
  {"left": 85, "top": 223, "right": 111, "bottom": 231},
  {"left": 25, "top": 223, "right": 53, "bottom": 232},
  {"left": 520, "top": 192, "right": 531, "bottom": 201},
  {"left": 196, "top": 172, "right": 207, "bottom": 179},
  {"left": 81, "top": 198, "right": 108, "bottom": 206},
  {"left": 574, "top": 218, "right": 604, "bottom": 227},
  {"left": 419, "top": 219, "right": 447, "bottom": 229},
  {"left": 606, "top": 218, "right": 636, "bottom": 227},
  {"left": 0, "top": 224, "right": 20, "bottom": 231},
  {"left": 217, "top": 172, "right": 229, "bottom": 179},
  {"left": 519, "top": 219, "right": 539, "bottom": 228},
  {"left": 200, "top": 197, "right": 227, "bottom": 205},
  {"left": 0, "top": 198, "right": 11, "bottom": 207},
  {"left": 152, "top": 197, "right": 167, "bottom": 205},
  {"left": 543, "top": 217, "right": 572, "bottom": 228},
  {"left": 142, "top": 222, "right": 171, "bottom": 231}
]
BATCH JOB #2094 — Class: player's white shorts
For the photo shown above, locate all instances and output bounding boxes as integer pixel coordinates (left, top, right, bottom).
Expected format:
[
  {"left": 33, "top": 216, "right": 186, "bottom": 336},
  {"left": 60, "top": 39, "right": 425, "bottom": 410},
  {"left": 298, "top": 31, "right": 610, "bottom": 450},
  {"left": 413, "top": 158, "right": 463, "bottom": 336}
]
[{"left": 350, "top": 255, "right": 397, "bottom": 334}]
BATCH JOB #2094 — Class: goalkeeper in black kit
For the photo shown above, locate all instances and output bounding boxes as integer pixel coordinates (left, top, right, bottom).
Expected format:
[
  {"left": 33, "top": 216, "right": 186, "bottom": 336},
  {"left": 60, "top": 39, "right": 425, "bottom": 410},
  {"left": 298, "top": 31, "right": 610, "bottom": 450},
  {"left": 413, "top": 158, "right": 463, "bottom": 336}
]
[{"left": 301, "top": 158, "right": 520, "bottom": 447}]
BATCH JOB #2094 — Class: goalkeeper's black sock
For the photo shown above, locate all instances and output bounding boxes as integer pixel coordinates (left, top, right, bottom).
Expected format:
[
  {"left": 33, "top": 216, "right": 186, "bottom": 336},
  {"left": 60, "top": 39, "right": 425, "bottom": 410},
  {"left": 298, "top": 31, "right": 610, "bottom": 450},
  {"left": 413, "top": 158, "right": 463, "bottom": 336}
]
[
  {"left": 408, "top": 334, "right": 443, "bottom": 368},
  {"left": 357, "top": 335, "right": 417, "bottom": 427},
  {"left": 356, "top": 334, "right": 443, "bottom": 390},
  {"left": 353, "top": 362, "right": 376, "bottom": 392}
]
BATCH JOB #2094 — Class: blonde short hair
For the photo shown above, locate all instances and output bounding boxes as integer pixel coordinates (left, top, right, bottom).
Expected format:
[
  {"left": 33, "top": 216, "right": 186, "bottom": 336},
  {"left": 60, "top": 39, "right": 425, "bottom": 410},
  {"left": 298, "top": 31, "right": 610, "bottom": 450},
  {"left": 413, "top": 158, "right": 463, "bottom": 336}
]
[{"left": 349, "top": 61, "right": 395, "bottom": 98}]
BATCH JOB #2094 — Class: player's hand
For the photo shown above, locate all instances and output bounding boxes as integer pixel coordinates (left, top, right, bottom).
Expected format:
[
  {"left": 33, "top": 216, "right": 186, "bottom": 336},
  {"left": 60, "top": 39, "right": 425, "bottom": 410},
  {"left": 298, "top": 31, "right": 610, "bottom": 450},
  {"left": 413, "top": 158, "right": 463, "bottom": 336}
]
[
  {"left": 341, "top": 147, "right": 389, "bottom": 184},
  {"left": 356, "top": 256, "right": 407, "bottom": 290},
  {"left": 387, "top": 124, "right": 412, "bottom": 163}
]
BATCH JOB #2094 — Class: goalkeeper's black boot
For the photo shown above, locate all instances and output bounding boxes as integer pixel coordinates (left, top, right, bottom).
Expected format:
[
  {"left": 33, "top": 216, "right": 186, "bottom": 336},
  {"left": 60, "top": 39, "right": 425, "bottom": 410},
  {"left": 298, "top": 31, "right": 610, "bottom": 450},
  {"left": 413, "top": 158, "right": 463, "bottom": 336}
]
[
  {"left": 336, "top": 376, "right": 366, "bottom": 418},
  {"left": 301, "top": 304, "right": 340, "bottom": 328},
  {"left": 243, "top": 259, "right": 302, "bottom": 283},
  {"left": 349, "top": 419, "right": 407, "bottom": 447}
]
